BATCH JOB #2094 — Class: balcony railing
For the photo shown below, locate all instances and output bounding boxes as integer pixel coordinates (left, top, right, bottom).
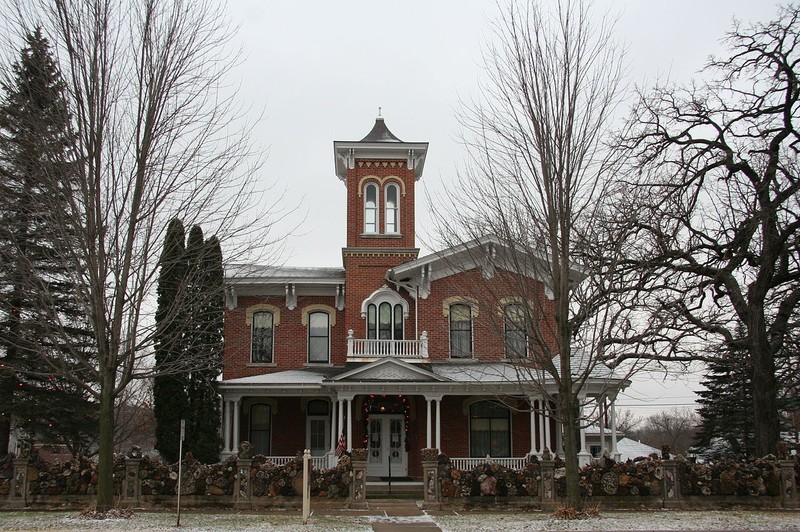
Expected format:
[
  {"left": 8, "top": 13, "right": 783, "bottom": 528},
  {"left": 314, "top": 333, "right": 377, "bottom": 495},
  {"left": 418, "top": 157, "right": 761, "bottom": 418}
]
[{"left": 347, "top": 330, "right": 428, "bottom": 359}]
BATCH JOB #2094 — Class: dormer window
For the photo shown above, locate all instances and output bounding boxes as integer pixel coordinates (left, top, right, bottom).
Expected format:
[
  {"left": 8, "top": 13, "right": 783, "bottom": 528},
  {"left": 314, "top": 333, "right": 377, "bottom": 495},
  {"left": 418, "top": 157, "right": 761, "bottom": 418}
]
[
  {"left": 385, "top": 183, "right": 399, "bottom": 233},
  {"left": 364, "top": 183, "right": 378, "bottom": 233}
]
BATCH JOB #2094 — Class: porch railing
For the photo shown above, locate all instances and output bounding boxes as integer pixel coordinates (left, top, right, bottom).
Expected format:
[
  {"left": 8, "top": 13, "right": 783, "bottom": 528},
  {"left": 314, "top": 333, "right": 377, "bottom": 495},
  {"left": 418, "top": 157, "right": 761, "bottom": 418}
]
[
  {"left": 449, "top": 456, "right": 529, "bottom": 470},
  {"left": 347, "top": 330, "right": 428, "bottom": 358},
  {"left": 261, "top": 455, "right": 329, "bottom": 469}
]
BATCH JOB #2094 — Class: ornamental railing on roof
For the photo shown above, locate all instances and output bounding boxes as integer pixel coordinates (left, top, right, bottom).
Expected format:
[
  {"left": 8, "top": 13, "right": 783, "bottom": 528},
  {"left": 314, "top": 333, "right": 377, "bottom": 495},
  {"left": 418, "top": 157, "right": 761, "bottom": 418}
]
[{"left": 347, "top": 330, "right": 428, "bottom": 359}]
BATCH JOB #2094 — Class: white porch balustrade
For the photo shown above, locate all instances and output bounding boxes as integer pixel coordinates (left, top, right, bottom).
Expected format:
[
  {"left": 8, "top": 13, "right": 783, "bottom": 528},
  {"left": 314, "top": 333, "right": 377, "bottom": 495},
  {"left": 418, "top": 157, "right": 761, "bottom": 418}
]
[
  {"left": 259, "top": 456, "right": 329, "bottom": 469},
  {"left": 347, "top": 330, "right": 428, "bottom": 358},
  {"left": 449, "top": 457, "right": 529, "bottom": 470}
]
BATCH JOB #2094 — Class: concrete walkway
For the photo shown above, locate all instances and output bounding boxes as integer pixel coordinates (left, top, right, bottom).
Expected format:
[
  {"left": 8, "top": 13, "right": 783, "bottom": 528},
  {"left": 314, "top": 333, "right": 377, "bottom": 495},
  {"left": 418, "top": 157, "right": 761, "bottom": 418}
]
[{"left": 366, "top": 499, "right": 442, "bottom": 531}]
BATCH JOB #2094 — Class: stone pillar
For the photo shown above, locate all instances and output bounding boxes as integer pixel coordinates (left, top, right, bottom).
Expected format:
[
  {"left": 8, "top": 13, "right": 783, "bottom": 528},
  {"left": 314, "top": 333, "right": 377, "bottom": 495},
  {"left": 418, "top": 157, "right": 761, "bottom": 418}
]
[
  {"left": 234, "top": 454, "right": 253, "bottom": 508},
  {"left": 421, "top": 458, "right": 440, "bottom": 509},
  {"left": 349, "top": 449, "right": 368, "bottom": 509},
  {"left": 121, "top": 457, "right": 142, "bottom": 505},
  {"left": 8, "top": 455, "right": 31, "bottom": 507},
  {"left": 779, "top": 460, "right": 799, "bottom": 508},
  {"left": 540, "top": 459, "right": 556, "bottom": 511},
  {"left": 662, "top": 460, "right": 681, "bottom": 508}
]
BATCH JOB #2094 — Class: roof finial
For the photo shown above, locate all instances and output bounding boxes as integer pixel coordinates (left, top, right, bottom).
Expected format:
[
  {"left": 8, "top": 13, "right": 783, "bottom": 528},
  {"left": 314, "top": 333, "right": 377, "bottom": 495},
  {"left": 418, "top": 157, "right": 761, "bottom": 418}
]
[{"left": 378, "top": 106, "right": 382, "bottom": 118}]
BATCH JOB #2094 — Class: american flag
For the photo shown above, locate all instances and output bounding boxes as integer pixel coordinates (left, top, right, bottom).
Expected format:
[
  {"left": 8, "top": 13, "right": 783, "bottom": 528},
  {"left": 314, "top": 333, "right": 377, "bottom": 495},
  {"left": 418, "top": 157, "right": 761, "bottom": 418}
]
[{"left": 336, "top": 430, "right": 346, "bottom": 458}]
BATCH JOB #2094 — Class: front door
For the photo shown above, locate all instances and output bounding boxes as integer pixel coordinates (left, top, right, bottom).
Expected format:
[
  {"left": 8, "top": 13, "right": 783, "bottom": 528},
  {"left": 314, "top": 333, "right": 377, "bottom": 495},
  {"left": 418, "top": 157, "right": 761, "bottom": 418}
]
[{"left": 368, "top": 415, "right": 407, "bottom": 477}]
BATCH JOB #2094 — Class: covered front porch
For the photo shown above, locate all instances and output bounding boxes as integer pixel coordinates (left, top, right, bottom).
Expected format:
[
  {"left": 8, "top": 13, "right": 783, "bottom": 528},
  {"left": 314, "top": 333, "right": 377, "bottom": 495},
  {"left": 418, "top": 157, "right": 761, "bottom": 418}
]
[{"left": 217, "top": 358, "right": 628, "bottom": 475}]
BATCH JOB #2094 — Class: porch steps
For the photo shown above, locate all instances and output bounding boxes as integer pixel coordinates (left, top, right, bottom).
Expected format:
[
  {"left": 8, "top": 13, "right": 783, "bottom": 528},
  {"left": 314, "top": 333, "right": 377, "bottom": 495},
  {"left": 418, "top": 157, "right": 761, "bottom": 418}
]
[{"left": 366, "top": 481, "right": 423, "bottom": 500}]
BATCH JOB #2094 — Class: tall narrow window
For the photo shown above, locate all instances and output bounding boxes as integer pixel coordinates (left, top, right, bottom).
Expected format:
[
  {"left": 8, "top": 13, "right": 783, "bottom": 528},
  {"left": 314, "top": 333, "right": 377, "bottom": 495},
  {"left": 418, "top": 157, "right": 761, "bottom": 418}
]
[
  {"left": 504, "top": 303, "right": 527, "bottom": 358},
  {"left": 250, "top": 404, "right": 272, "bottom": 455},
  {"left": 470, "top": 401, "right": 511, "bottom": 457},
  {"left": 367, "top": 304, "right": 377, "bottom": 339},
  {"left": 379, "top": 302, "right": 392, "bottom": 339},
  {"left": 364, "top": 183, "right": 378, "bottom": 233},
  {"left": 385, "top": 183, "right": 399, "bottom": 233},
  {"left": 252, "top": 311, "right": 274, "bottom": 363},
  {"left": 449, "top": 303, "right": 473, "bottom": 358},
  {"left": 308, "top": 311, "right": 330, "bottom": 363}
]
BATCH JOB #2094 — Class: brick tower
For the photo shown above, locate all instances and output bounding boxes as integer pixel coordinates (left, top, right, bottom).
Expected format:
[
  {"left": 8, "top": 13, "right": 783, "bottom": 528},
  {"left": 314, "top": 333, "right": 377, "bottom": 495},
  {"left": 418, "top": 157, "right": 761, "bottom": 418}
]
[{"left": 333, "top": 116, "right": 429, "bottom": 338}]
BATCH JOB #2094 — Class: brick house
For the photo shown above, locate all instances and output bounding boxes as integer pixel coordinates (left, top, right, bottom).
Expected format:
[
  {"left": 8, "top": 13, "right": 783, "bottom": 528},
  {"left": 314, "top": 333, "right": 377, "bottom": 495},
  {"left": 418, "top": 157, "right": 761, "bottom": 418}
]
[{"left": 218, "top": 117, "right": 628, "bottom": 477}]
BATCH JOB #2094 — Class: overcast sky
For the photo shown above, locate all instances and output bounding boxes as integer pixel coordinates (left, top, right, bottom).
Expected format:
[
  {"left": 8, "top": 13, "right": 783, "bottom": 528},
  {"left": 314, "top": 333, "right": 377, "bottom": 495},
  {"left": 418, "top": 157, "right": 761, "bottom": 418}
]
[
  {"left": 224, "top": 0, "right": 777, "bottom": 416},
  {"left": 221, "top": 0, "right": 779, "bottom": 417}
]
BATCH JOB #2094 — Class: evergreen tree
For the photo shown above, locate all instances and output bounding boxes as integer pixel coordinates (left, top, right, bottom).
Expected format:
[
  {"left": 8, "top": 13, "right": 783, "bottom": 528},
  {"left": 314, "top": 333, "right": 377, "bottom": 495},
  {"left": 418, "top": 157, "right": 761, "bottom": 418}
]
[
  {"left": 0, "top": 28, "right": 97, "bottom": 456},
  {"left": 153, "top": 219, "right": 189, "bottom": 462},
  {"left": 695, "top": 349, "right": 756, "bottom": 458},
  {"left": 153, "top": 221, "right": 223, "bottom": 463},
  {"left": 184, "top": 228, "right": 223, "bottom": 462}
]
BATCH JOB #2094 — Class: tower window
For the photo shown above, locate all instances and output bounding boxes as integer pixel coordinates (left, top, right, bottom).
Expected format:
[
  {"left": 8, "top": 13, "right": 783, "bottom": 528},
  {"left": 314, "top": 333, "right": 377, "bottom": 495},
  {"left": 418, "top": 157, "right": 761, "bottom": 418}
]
[
  {"left": 364, "top": 183, "right": 378, "bottom": 233},
  {"left": 385, "top": 183, "right": 399, "bottom": 233}
]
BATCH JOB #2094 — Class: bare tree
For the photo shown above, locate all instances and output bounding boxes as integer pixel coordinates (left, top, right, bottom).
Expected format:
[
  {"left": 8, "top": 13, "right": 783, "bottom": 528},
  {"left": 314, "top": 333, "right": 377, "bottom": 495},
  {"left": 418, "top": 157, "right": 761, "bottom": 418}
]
[
  {"left": 436, "top": 0, "right": 646, "bottom": 507},
  {"left": 611, "top": 5, "right": 800, "bottom": 456},
  {"left": 635, "top": 408, "right": 699, "bottom": 456},
  {"left": 0, "top": 0, "right": 284, "bottom": 511}
]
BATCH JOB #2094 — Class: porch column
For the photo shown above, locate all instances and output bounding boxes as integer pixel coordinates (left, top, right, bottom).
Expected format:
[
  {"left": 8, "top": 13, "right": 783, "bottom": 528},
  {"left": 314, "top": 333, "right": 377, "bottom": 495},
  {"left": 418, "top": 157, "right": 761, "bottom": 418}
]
[
  {"left": 425, "top": 397, "right": 432, "bottom": 448},
  {"left": 330, "top": 398, "right": 337, "bottom": 453},
  {"left": 610, "top": 397, "right": 620, "bottom": 460},
  {"left": 578, "top": 395, "right": 591, "bottom": 466},
  {"left": 528, "top": 396, "right": 537, "bottom": 455},
  {"left": 233, "top": 397, "right": 241, "bottom": 452},
  {"left": 538, "top": 398, "right": 546, "bottom": 453},
  {"left": 435, "top": 398, "right": 441, "bottom": 450},
  {"left": 337, "top": 398, "right": 345, "bottom": 447},
  {"left": 346, "top": 397, "right": 353, "bottom": 451},
  {"left": 599, "top": 396, "right": 606, "bottom": 455},
  {"left": 223, "top": 399, "right": 232, "bottom": 453},
  {"left": 543, "top": 399, "right": 551, "bottom": 453}
]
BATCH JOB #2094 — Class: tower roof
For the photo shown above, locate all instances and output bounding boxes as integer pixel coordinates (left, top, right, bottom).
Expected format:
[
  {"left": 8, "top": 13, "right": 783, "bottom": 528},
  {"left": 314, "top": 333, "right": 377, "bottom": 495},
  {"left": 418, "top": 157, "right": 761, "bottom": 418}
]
[
  {"left": 360, "top": 116, "right": 402, "bottom": 142},
  {"left": 333, "top": 115, "right": 429, "bottom": 182}
]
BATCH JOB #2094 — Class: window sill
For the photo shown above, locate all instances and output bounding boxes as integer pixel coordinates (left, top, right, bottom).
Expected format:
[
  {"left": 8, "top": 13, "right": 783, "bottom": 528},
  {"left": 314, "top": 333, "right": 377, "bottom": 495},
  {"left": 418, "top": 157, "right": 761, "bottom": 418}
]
[
  {"left": 360, "top": 232, "right": 403, "bottom": 239},
  {"left": 247, "top": 362, "right": 277, "bottom": 367},
  {"left": 304, "top": 362, "right": 333, "bottom": 367}
]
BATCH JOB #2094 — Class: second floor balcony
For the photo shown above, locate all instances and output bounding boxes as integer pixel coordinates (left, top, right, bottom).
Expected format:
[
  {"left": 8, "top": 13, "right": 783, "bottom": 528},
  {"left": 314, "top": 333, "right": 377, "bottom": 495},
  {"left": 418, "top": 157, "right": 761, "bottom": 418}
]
[{"left": 346, "top": 330, "right": 428, "bottom": 359}]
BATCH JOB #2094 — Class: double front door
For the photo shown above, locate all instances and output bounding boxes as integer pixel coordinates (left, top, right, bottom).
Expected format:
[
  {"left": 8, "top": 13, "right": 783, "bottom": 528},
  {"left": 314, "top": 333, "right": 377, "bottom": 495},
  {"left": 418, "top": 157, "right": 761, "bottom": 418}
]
[{"left": 368, "top": 415, "right": 407, "bottom": 477}]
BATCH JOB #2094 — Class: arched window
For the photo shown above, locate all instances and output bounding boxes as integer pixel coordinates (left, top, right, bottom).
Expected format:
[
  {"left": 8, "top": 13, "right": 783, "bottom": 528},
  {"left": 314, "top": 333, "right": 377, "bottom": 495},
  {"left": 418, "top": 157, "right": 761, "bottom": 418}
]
[
  {"left": 252, "top": 311, "right": 274, "bottom": 363},
  {"left": 250, "top": 403, "right": 272, "bottom": 455},
  {"left": 449, "top": 303, "right": 473, "bottom": 358},
  {"left": 364, "top": 183, "right": 378, "bottom": 233},
  {"left": 306, "top": 400, "right": 330, "bottom": 457},
  {"left": 384, "top": 183, "right": 399, "bottom": 233},
  {"left": 308, "top": 311, "right": 330, "bottom": 363},
  {"left": 367, "top": 302, "right": 404, "bottom": 340},
  {"left": 503, "top": 303, "right": 527, "bottom": 358},
  {"left": 469, "top": 401, "right": 511, "bottom": 457}
]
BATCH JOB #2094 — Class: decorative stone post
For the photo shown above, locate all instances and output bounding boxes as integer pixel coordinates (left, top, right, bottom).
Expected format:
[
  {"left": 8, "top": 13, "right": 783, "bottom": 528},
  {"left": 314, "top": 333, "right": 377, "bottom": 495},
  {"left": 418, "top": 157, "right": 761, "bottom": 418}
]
[
  {"left": 421, "top": 448, "right": 439, "bottom": 508},
  {"left": 349, "top": 448, "right": 368, "bottom": 509},
  {"left": 8, "top": 441, "right": 31, "bottom": 507},
  {"left": 540, "top": 458, "right": 556, "bottom": 511},
  {"left": 121, "top": 446, "right": 143, "bottom": 505},
  {"left": 662, "top": 460, "right": 682, "bottom": 508},
  {"left": 234, "top": 442, "right": 253, "bottom": 508},
  {"left": 779, "top": 460, "right": 799, "bottom": 508}
]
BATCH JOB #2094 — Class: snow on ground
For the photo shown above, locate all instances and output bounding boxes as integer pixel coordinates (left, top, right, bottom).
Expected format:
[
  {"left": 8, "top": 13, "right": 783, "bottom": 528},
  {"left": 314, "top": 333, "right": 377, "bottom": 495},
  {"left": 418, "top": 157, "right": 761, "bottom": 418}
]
[{"left": 0, "top": 509, "right": 798, "bottom": 531}]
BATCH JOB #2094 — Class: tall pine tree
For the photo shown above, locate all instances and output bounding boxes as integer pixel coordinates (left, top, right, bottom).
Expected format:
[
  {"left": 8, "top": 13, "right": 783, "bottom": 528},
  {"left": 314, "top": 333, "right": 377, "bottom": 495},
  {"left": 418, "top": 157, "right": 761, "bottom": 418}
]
[
  {"left": 695, "top": 349, "right": 756, "bottom": 458},
  {"left": 153, "top": 219, "right": 189, "bottom": 462},
  {"left": 153, "top": 221, "right": 223, "bottom": 463},
  {"left": 0, "top": 28, "right": 97, "bottom": 456}
]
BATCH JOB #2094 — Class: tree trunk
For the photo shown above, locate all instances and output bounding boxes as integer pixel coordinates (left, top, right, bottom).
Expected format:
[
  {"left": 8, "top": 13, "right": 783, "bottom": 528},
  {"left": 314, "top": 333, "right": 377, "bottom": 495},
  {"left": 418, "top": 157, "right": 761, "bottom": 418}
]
[
  {"left": 559, "top": 392, "right": 582, "bottom": 509},
  {"left": 95, "top": 370, "right": 116, "bottom": 512},
  {"left": 751, "top": 338, "right": 779, "bottom": 456}
]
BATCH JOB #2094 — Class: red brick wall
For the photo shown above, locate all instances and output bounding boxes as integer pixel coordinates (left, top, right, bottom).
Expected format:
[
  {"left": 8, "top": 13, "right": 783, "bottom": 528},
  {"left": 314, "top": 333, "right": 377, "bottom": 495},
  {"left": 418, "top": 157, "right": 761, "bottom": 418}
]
[
  {"left": 223, "top": 295, "right": 345, "bottom": 380},
  {"left": 345, "top": 160, "right": 416, "bottom": 249}
]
